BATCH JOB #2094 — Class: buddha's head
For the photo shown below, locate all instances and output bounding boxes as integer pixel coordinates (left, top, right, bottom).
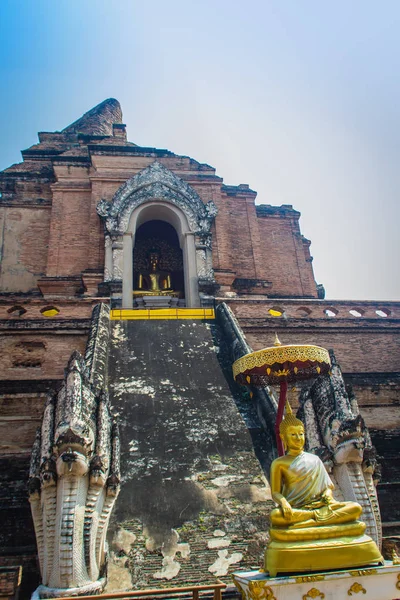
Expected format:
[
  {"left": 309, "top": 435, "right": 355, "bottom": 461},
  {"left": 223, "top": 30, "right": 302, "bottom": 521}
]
[{"left": 279, "top": 402, "right": 305, "bottom": 453}]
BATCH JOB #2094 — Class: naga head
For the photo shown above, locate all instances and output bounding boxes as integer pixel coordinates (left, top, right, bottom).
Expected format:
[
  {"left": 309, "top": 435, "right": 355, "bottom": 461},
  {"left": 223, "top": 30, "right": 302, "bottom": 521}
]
[
  {"left": 89, "top": 454, "right": 109, "bottom": 486},
  {"left": 54, "top": 420, "right": 95, "bottom": 477},
  {"left": 302, "top": 353, "right": 370, "bottom": 466},
  {"left": 56, "top": 446, "right": 89, "bottom": 477},
  {"left": 40, "top": 457, "right": 58, "bottom": 487},
  {"left": 330, "top": 414, "right": 366, "bottom": 464},
  {"left": 54, "top": 350, "right": 96, "bottom": 449},
  {"left": 106, "top": 472, "right": 120, "bottom": 497},
  {"left": 28, "top": 476, "right": 41, "bottom": 499},
  {"left": 55, "top": 421, "right": 94, "bottom": 452},
  {"left": 362, "top": 445, "right": 380, "bottom": 480}
]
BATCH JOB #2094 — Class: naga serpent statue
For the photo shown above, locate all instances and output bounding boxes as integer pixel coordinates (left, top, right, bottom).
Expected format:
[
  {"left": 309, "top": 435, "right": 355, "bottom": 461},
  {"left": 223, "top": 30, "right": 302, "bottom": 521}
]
[
  {"left": 297, "top": 350, "right": 382, "bottom": 548},
  {"left": 28, "top": 351, "right": 120, "bottom": 599}
]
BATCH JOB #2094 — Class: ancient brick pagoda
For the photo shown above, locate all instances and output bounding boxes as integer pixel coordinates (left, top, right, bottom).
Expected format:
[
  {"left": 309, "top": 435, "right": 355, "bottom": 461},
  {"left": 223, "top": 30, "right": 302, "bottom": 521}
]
[{"left": 0, "top": 98, "right": 399, "bottom": 598}]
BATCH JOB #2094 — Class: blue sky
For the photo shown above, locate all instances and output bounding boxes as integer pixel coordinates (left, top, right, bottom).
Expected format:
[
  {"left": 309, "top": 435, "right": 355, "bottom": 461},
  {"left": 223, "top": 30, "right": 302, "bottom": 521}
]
[{"left": 0, "top": 0, "right": 399, "bottom": 300}]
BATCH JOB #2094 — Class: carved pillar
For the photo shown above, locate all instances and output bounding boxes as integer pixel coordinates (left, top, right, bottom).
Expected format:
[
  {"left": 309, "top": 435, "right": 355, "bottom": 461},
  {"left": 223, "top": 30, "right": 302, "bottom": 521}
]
[
  {"left": 195, "top": 245, "right": 207, "bottom": 278},
  {"left": 195, "top": 233, "right": 219, "bottom": 301},
  {"left": 104, "top": 235, "right": 113, "bottom": 282},
  {"left": 122, "top": 232, "right": 133, "bottom": 309},
  {"left": 111, "top": 235, "right": 123, "bottom": 281},
  {"left": 184, "top": 231, "right": 200, "bottom": 307}
]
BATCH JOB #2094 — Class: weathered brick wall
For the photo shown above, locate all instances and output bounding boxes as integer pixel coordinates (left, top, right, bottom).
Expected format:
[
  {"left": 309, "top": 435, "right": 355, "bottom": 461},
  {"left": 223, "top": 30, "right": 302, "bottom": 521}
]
[
  {"left": 223, "top": 193, "right": 257, "bottom": 279},
  {"left": 227, "top": 298, "right": 400, "bottom": 320},
  {"left": 0, "top": 453, "right": 39, "bottom": 598},
  {"left": 0, "top": 207, "right": 51, "bottom": 292},
  {"left": 256, "top": 208, "right": 317, "bottom": 297},
  {"left": 0, "top": 163, "right": 53, "bottom": 203},
  {"left": 46, "top": 188, "right": 92, "bottom": 276},
  {"left": 0, "top": 333, "right": 87, "bottom": 380},
  {"left": 246, "top": 329, "right": 399, "bottom": 373},
  {"left": 0, "top": 300, "right": 94, "bottom": 320},
  {"left": 211, "top": 192, "right": 232, "bottom": 274},
  {"left": 0, "top": 124, "right": 320, "bottom": 299},
  {"left": 344, "top": 374, "right": 400, "bottom": 431},
  {"left": 227, "top": 298, "right": 400, "bottom": 373},
  {"left": 205, "top": 187, "right": 319, "bottom": 298},
  {"left": 0, "top": 392, "right": 48, "bottom": 454}
]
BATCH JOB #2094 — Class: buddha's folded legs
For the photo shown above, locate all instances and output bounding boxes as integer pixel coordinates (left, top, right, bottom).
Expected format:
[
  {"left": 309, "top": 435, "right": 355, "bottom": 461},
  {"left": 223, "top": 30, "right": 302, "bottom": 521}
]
[
  {"left": 313, "top": 501, "right": 362, "bottom": 524},
  {"left": 270, "top": 507, "right": 317, "bottom": 527},
  {"left": 270, "top": 501, "right": 362, "bottom": 529}
]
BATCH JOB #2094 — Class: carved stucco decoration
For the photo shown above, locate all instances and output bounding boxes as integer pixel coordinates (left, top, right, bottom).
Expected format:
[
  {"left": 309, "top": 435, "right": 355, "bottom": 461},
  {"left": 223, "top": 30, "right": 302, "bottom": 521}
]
[
  {"left": 97, "top": 161, "right": 217, "bottom": 238},
  {"left": 97, "top": 162, "right": 217, "bottom": 295},
  {"left": 29, "top": 351, "right": 120, "bottom": 598},
  {"left": 103, "top": 235, "right": 112, "bottom": 282}
]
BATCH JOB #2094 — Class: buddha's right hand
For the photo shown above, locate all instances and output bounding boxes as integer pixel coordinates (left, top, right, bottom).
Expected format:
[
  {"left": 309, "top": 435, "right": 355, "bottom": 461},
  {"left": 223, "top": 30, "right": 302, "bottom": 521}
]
[{"left": 280, "top": 498, "right": 293, "bottom": 520}]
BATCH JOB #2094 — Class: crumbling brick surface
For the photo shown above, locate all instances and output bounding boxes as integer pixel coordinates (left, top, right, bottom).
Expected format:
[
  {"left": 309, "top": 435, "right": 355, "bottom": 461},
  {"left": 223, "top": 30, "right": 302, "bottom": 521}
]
[
  {"left": 0, "top": 392, "right": 50, "bottom": 454},
  {"left": 0, "top": 334, "right": 87, "bottom": 380},
  {"left": 0, "top": 207, "right": 51, "bottom": 292},
  {"left": 225, "top": 298, "right": 400, "bottom": 373}
]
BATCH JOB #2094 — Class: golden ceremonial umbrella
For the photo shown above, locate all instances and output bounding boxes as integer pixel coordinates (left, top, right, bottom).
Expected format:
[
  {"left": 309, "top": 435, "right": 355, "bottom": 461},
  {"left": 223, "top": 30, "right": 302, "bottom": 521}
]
[{"left": 232, "top": 335, "right": 331, "bottom": 456}]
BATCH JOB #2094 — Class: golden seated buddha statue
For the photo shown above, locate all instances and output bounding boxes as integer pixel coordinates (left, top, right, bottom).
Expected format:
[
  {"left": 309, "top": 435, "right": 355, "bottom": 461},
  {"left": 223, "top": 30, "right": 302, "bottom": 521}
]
[
  {"left": 133, "top": 251, "right": 178, "bottom": 297},
  {"left": 265, "top": 403, "right": 383, "bottom": 577}
]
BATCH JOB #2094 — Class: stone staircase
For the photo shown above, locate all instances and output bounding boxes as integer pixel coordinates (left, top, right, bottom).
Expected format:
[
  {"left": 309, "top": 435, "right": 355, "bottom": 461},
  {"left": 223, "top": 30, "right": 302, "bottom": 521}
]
[{"left": 104, "top": 316, "right": 274, "bottom": 590}]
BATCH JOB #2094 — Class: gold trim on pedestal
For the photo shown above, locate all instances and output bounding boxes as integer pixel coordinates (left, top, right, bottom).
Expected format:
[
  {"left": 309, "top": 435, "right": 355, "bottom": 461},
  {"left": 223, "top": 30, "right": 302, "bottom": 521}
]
[
  {"left": 132, "top": 290, "right": 180, "bottom": 297},
  {"left": 347, "top": 582, "right": 366, "bottom": 595},
  {"left": 348, "top": 569, "right": 377, "bottom": 577},
  {"left": 295, "top": 575, "right": 325, "bottom": 583},
  {"left": 231, "top": 577, "right": 247, "bottom": 600},
  {"left": 248, "top": 580, "right": 276, "bottom": 600},
  {"left": 303, "top": 588, "right": 325, "bottom": 599}
]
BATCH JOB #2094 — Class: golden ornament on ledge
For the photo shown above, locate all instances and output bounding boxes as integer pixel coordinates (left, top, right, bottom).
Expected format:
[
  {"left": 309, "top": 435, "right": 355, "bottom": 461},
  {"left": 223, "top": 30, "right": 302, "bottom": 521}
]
[
  {"left": 265, "top": 402, "right": 383, "bottom": 577},
  {"left": 132, "top": 290, "right": 180, "bottom": 297}
]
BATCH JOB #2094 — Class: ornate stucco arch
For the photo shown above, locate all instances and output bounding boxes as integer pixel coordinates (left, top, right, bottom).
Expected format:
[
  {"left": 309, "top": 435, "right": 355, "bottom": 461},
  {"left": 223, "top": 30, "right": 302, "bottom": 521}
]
[{"left": 97, "top": 161, "right": 217, "bottom": 308}]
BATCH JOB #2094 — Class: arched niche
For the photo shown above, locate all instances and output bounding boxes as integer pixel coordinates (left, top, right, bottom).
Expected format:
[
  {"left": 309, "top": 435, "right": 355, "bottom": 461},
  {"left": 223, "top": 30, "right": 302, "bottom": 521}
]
[
  {"left": 122, "top": 201, "right": 199, "bottom": 308},
  {"left": 133, "top": 220, "right": 184, "bottom": 296},
  {"left": 97, "top": 162, "right": 218, "bottom": 309}
]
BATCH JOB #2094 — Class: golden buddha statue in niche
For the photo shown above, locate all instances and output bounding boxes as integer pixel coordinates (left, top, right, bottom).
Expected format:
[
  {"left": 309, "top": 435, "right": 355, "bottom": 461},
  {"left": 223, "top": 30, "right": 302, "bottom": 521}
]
[
  {"left": 265, "top": 403, "right": 383, "bottom": 577},
  {"left": 135, "top": 251, "right": 174, "bottom": 296}
]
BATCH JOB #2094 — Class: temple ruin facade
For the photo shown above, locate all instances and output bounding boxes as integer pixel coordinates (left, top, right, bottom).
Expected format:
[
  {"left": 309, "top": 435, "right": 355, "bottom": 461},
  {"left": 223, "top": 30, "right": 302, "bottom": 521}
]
[{"left": 0, "top": 98, "right": 399, "bottom": 597}]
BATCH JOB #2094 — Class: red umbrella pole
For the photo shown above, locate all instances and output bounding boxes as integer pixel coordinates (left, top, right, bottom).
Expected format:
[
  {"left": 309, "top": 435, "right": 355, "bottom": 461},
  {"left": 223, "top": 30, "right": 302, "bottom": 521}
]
[{"left": 275, "top": 380, "right": 288, "bottom": 456}]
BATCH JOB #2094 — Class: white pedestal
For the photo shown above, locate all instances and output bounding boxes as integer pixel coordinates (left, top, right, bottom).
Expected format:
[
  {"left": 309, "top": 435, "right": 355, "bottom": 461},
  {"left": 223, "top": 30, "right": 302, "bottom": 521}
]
[
  {"left": 232, "top": 562, "right": 400, "bottom": 600},
  {"left": 142, "top": 296, "right": 172, "bottom": 308}
]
